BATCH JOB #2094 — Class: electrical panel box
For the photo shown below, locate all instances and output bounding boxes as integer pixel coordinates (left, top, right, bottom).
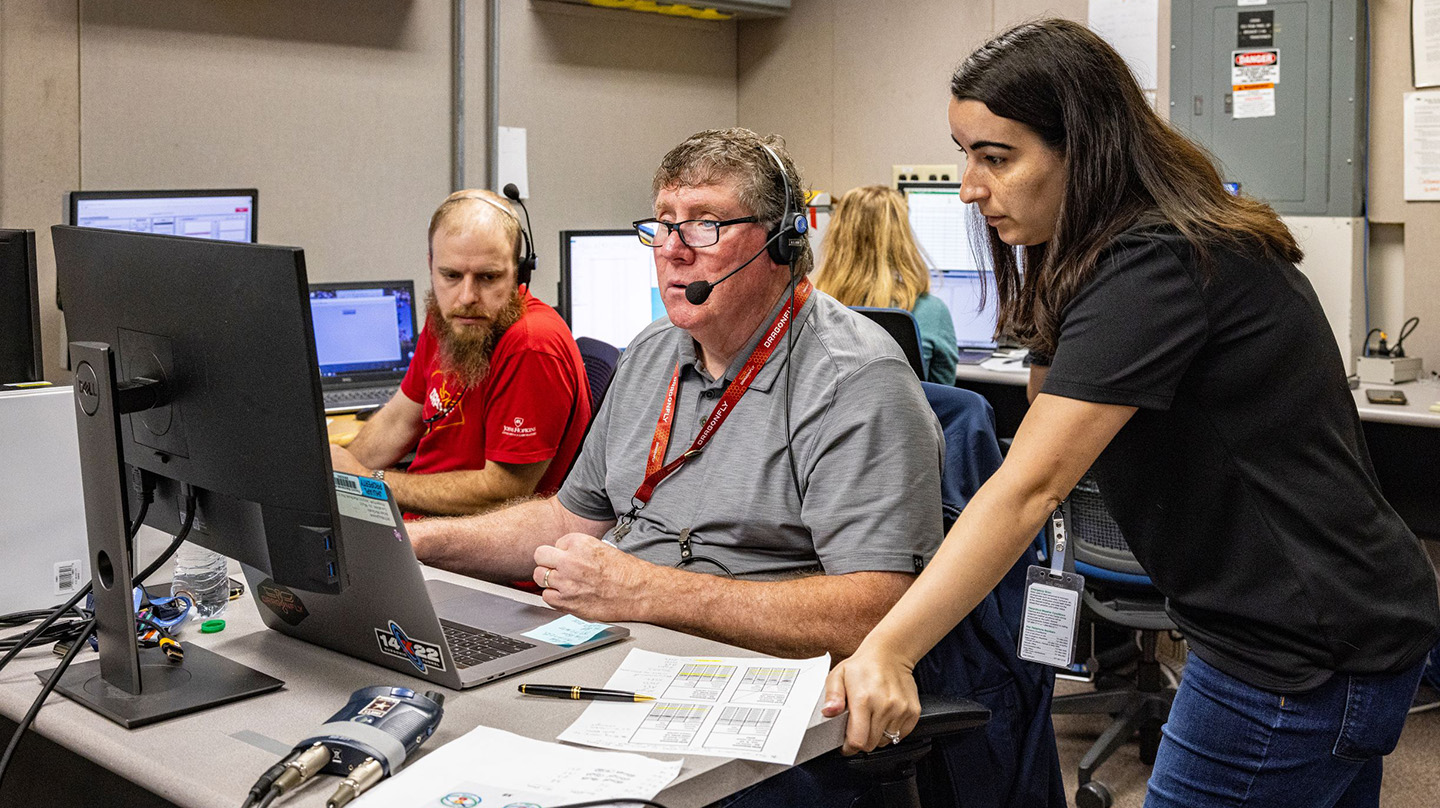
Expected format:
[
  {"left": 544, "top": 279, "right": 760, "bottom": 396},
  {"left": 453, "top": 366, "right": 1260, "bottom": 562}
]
[{"left": 1170, "top": 0, "right": 1366, "bottom": 216}]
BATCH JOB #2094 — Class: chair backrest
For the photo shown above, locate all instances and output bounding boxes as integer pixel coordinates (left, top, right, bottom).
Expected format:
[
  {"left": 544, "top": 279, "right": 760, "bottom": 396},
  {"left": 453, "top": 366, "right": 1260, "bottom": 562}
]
[
  {"left": 1067, "top": 472, "right": 1149, "bottom": 578},
  {"left": 575, "top": 337, "right": 620, "bottom": 415},
  {"left": 851, "top": 306, "right": 926, "bottom": 379}
]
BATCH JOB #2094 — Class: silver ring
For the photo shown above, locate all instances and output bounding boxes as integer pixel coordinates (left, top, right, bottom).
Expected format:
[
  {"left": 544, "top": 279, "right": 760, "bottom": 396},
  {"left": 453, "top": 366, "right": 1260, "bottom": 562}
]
[
  {"left": 883, "top": 730, "right": 902, "bottom": 745},
  {"left": 542, "top": 568, "right": 553, "bottom": 589}
]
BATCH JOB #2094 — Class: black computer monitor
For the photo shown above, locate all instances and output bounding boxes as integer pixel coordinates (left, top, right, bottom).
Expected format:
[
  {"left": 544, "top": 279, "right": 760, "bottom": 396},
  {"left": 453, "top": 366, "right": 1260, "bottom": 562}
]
[
  {"left": 0, "top": 229, "right": 42, "bottom": 383},
  {"left": 65, "top": 189, "right": 258, "bottom": 242},
  {"left": 51, "top": 225, "right": 345, "bottom": 726},
  {"left": 898, "top": 181, "right": 999, "bottom": 351},
  {"left": 557, "top": 229, "right": 662, "bottom": 350}
]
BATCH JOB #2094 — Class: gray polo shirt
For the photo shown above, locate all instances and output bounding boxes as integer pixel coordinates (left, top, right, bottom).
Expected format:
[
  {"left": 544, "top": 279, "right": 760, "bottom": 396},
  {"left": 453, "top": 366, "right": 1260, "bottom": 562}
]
[{"left": 557, "top": 288, "right": 945, "bottom": 580}]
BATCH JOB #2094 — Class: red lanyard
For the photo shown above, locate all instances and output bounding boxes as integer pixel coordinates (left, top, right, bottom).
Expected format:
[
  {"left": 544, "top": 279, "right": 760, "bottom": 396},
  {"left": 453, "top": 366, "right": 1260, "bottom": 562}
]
[{"left": 632, "top": 278, "right": 812, "bottom": 507}]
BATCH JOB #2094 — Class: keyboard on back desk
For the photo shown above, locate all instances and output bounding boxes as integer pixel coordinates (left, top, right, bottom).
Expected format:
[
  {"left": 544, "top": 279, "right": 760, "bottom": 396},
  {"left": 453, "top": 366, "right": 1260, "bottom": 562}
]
[
  {"left": 323, "top": 385, "right": 397, "bottom": 412},
  {"left": 441, "top": 621, "right": 536, "bottom": 669}
]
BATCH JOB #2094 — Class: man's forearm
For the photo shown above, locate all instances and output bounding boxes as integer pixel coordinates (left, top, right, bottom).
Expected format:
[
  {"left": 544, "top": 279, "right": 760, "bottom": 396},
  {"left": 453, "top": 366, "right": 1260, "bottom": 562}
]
[
  {"left": 410, "top": 497, "right": 603, "bottom": 582},
  {"left": 386, "top": 461, "right": 549, "bottom": 517},
  {"left": 634, "top": 569, "right": 914, "bottom": 660}
]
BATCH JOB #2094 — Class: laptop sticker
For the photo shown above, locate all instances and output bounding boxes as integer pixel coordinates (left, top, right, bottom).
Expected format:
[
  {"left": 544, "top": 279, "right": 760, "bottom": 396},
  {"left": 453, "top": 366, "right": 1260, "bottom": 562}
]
[
  {"left": 256, "top": 579, "right": 310, "bottom": 626},
  {"left": 376, "top": 619, "right": 447, "bottom": 673},
  {"left": 334, "top": 471, "right": 397, "bottom": 527},
  {"left": 522, "top": 614, "right": 614, "bottom": 647}
]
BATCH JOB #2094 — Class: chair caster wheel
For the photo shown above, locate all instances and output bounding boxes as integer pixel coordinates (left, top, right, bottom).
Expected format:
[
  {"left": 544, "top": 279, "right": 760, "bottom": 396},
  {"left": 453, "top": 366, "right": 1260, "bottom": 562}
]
[{"left": 1076, "top": 780, "right": 1114, "bottom": 808}]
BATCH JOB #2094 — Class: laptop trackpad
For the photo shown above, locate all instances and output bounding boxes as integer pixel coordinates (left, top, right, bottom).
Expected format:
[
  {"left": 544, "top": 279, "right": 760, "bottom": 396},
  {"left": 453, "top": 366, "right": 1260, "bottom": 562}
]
[{"left": 426, "top": 579, "right": 562, "bottom": 635}]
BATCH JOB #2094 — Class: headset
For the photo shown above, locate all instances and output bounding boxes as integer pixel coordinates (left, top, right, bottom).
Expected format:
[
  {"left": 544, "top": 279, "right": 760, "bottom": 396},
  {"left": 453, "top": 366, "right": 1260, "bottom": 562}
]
[
  {"left": 759, "top": 143, "right": 808, "bottom": 269},
  {"left": 450, "top": 186, "right": 537, "bottom": 289}
]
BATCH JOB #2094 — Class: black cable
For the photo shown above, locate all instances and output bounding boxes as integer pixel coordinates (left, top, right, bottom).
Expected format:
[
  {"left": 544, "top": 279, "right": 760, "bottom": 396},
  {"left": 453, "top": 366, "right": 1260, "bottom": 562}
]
[
  {"left": 0, "top": 489, "right": 196, "bottom": 792},
  {"left": 0, "top": 481, "right": 155, "bottom": 674},
  {"left": 783, "top": 268, "right": 804, "bottom": 505},
  {"left": 1392, "top": 316, "right": 1420, "bottom": 357},
  {"left": 0, "top": 616, "right": 95, "bottom": 789},
  {"left": 1364, "top": 327, "right": 1383, "bottom": 357},
  {"left": 254, "top": 786, "right": 282, "bottom": 808}
]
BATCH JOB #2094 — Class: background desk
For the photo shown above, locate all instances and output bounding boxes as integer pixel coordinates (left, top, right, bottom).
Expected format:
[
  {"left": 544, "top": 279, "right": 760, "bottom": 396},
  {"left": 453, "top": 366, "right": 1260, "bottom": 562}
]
[
  {"left": 0, "top": 561, "right": 843, "bottom": 808},
  {"left": 1352, "top": 378, "right": 1440, "bottom": 540},
  {"left": 954, "top": 366, "right": 1440, "bottom": 541}
]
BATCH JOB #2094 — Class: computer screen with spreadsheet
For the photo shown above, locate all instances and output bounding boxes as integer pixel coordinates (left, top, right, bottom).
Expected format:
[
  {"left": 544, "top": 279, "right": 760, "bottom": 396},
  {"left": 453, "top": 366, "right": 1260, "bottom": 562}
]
[
  {"left": 900, "top": 182, "right": 998, "bottom": 350},
  {"left": 558, "top": 230, "right": 663, "bottom": 350},
  {"left": 67, "top": 189, "right": 258, "bottom": 243}
]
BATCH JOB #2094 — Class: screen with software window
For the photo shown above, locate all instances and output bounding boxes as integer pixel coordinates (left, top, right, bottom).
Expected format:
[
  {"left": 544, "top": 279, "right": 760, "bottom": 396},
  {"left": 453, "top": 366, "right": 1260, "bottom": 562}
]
[
  {"left": 68, "top": 189, "right": 257, "bottom": 243},
  {"left": 308, "top": 281, "right": 417, "bottom": 381},
  {"left": 900, "top": 182, "right": 998, "bottom": 349},
  {"left": 559, "top": 230, "right": 663, "bottom": 350}
]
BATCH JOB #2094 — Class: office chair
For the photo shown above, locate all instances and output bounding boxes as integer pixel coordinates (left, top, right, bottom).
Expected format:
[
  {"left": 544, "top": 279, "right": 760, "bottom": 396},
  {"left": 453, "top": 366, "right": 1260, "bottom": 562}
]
[
  {"left": 850, "top": 307, "right": 926, "bottom": 379},
  {"left": 846, "top": 384, "right": 1064, "bottom": 808},
  {"left": 575, "top": 336, "right": 620, "bottom": 414},
  {"left": 1050, "top": 473, "right": 1178, "bottom": 808}
]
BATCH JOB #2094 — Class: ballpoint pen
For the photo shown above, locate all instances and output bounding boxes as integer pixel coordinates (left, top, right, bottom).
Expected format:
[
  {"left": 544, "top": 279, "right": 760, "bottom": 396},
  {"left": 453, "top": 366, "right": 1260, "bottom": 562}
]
[{"left": 518, "top": 684, "right": 655, "bottom": 702}]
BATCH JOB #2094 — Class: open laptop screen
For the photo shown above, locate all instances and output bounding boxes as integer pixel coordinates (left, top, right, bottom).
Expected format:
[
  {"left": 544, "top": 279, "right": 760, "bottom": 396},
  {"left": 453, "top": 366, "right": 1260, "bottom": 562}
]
[{"left": 309, "top": 280, "right": 418, "bottom": 385}]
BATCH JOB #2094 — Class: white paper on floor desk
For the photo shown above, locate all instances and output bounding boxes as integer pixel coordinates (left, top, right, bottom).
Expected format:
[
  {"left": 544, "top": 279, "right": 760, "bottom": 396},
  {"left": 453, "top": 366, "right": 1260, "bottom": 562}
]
[
  {"left": 557, "top": 648, "right": 830, "bottom": 765},
  {"left": 354, "top": 725, "right": 682, "bottom": 807}
]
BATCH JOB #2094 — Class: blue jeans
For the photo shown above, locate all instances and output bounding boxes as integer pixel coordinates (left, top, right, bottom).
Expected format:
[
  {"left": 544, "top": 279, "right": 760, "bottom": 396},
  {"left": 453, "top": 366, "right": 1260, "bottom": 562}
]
[{"left": 1145, "top": 652, "right": 1424, "bottom": 808}]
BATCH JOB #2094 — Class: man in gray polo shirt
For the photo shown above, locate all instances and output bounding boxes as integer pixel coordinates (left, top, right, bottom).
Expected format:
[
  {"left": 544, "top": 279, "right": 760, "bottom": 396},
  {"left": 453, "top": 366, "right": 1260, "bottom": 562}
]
[{"left": 408, "top": 128, "right": 943, "bottom": 660}]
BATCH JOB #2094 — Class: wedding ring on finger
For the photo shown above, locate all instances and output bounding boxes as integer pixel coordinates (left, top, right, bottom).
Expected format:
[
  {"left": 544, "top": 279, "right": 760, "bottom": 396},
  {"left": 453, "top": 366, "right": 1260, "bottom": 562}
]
[
  {"left": 542, "top": 568, "right": 554, "bottom": 589},
  {"left": 883, "top": 730, "right": 902, "bottom": 745}
]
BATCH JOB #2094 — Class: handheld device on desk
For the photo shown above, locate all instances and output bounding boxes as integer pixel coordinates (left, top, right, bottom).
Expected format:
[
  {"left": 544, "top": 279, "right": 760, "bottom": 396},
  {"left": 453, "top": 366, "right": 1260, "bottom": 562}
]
[{"left": 243, "top": 685, "right": 445, "bottom": 808}]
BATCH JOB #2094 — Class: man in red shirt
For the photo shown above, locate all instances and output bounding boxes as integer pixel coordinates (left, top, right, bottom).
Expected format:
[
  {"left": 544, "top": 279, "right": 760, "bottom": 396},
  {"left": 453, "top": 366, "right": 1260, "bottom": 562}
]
[{"left": 330, "top": 189, "right": 591, "bottom": 516}]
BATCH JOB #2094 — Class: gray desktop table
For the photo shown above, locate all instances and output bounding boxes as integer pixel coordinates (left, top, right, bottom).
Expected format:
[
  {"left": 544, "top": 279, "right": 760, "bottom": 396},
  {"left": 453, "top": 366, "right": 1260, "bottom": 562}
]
[{"left": 0, "top": 563, "right": 845, "bottom": 808}]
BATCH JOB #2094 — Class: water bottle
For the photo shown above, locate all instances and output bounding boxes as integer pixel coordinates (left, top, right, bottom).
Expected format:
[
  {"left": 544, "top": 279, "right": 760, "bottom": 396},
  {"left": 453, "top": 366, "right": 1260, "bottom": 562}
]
[{"left": 170, "top": 542, "right": 229, "bottom": 619}]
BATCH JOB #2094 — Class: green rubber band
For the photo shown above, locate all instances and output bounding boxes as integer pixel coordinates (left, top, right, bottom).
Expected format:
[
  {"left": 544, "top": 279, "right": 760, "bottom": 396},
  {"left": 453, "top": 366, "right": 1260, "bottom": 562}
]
[{"left": 200, "top": 619, "right": 226, "bottom": 633}]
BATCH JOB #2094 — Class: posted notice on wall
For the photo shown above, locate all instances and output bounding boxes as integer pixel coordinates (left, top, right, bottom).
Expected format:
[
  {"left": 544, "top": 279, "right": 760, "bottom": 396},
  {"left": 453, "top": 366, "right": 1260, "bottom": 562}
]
[
  {"left": 1414, "top": 0, "right": 1440, "bottom": 88},
  {"left": 1232, "top": 49, "right": 1279, "bottom": 119},
  {"left": 1088, "top": 0, "right": 1160, "bottom": 90},
  {"left": 1404, "top": 91, "right": 1440, "bottom": 200}
]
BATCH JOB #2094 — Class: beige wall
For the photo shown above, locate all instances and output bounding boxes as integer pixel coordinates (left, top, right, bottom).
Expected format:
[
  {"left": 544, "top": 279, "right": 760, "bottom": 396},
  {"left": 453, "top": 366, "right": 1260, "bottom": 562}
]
[
  {"left": 0, "top": 0, "right": 736, "bottom": 382},
  {"left": 3, "top": 0, "right": 1434, "bottom": 377},
  {"left": 498, "top": 1, "right": 736, "bottom": 304}
]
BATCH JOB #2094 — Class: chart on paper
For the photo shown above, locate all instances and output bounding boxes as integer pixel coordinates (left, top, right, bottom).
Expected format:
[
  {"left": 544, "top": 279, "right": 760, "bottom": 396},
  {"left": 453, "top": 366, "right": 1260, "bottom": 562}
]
[{"left": 558, "top": 649, "right": 830, "bottom": 765}]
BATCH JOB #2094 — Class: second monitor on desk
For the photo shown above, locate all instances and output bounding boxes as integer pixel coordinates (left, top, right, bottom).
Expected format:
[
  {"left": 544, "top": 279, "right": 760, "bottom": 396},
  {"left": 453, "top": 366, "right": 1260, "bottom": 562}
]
[{"left": 557, "top": 229, "right": 661, "bottom": 351}]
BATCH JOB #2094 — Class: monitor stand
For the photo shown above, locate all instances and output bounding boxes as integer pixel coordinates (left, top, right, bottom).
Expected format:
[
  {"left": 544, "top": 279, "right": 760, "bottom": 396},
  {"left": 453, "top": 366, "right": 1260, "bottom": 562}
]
[{"left": 44, "top": 342, "right": 282, "bottom": 729}]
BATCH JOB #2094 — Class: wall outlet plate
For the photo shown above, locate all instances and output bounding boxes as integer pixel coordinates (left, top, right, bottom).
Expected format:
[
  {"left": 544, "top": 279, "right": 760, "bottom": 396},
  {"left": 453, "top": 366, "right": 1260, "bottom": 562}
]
[{"left": 893, "top": 164, "right": 959, "bottom": 185}]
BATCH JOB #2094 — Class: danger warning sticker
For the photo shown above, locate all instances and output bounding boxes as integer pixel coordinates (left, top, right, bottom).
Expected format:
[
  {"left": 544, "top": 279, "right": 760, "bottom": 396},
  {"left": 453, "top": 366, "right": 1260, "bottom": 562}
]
[{"left": 1232, "top": 49, "right": 1279, "bottom": 87}]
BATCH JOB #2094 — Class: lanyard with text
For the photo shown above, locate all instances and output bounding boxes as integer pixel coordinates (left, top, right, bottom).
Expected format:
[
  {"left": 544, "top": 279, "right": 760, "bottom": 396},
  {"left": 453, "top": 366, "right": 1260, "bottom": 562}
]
[{"left": 611, "top": 278, "right": 812, "bottom": 543}]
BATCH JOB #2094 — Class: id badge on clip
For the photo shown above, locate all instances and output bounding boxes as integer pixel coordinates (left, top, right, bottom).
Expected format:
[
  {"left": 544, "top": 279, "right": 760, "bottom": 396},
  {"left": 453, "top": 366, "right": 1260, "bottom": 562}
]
[{"left": 1017, "top": 505, "right": 1085, "bottom": 669}]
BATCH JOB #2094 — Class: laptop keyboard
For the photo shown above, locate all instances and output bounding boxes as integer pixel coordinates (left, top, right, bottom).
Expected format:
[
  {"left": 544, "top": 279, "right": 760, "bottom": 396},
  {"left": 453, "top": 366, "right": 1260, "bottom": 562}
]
[
  {"left": 441, "top": 621, "right": 536, "bottom": 669},
  {"left": 956, "top": 349, "right": 994, "bottom": 365},
  {"left": 323, "top": 385, "right": 398, "bottom": 413}
]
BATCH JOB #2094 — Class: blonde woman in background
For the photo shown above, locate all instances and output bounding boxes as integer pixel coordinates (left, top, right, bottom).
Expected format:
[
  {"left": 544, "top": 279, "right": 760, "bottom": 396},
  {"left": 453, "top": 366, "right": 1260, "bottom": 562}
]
[{"left": 814, "top": 185, "right": 960, "bottom": 384}]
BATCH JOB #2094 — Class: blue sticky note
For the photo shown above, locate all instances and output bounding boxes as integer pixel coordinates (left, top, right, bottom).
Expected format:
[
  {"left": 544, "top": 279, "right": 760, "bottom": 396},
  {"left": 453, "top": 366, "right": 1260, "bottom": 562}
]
[{"left": 522, "top": 614, "right": 613, "bottom": 647}]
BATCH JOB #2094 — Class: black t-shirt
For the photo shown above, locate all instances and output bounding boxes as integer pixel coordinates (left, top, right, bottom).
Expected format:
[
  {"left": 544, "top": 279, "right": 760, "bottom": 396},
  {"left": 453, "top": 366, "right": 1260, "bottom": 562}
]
[{"left": 1041, "top": 224, "right": 1440, "bottom": 693}]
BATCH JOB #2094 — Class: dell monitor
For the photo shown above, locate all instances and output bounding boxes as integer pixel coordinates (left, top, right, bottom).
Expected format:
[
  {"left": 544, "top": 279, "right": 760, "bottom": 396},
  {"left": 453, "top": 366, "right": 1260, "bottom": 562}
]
[
  {"left": 66, "top": 189, "right": 258, "bottom": 243},
  {"left": 558, "top": 229, "right": 663, "bottom": 350},
  {"left": 51, "top": 225, "right": 344, "bottom": 726},
  {"left": 309, "top": 280, "right": 419, "bottom": 412},
  {"left": 899, "top": 182, "right": 999, "bottom": 353},
  {"left": 0, "top": 229, "right": 42, "bottom": 383}
]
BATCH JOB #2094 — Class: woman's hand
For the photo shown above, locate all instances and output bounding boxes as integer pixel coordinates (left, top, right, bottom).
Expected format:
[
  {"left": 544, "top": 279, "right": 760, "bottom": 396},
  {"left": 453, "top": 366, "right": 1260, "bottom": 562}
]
[{"left": 822, "top": 641, "right": 921, "bottom": 754}]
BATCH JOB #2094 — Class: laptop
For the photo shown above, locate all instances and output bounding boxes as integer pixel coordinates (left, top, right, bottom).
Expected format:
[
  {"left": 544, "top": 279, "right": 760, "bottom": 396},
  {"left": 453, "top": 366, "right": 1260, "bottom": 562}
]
[
  {"left": 309, "top": 280, "right": 419, "bottom": 413},
  {"left": 241, "top": 472, "right": 629, "bottom": 689}
]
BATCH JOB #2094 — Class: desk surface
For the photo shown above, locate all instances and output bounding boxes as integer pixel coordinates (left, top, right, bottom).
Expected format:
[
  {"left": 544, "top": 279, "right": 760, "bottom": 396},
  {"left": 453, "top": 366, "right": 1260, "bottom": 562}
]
[
  {"left": 0, "top": 565, "right": 843, "bottom": 808},
  {"left": 1352, "top": 379, "right": 1440, "bottom": 428},
  {"left": 954, "top": 362, "right": 1029, "bottom": 387}
]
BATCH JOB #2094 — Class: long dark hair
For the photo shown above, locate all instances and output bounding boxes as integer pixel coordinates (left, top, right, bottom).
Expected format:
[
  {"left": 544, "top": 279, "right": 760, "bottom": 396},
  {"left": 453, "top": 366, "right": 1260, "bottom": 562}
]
[{"left": 952, "top": 19, "right": 1302, "bottom": 357}]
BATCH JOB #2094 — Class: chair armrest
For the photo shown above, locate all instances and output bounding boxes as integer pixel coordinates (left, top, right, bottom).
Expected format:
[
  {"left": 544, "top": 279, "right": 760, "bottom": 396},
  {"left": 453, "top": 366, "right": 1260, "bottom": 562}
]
[{"left": 911, "top": 694, "right": 991, "bottom": 741}]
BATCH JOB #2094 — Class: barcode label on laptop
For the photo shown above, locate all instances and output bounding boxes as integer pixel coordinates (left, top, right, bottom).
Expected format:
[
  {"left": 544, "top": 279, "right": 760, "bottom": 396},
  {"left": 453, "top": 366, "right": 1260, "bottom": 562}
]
[
  {"left": 54, "top": 560, "right": 82, "bottom": 595},
  {"left": 333, "top": 472, "right": 397, "bottom": 527}
]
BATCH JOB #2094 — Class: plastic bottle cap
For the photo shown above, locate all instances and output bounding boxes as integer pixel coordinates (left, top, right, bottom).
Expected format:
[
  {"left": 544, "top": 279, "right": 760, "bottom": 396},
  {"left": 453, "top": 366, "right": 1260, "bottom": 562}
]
[{"left": 200, "top": 619, "right": 226, "bottom": 633}]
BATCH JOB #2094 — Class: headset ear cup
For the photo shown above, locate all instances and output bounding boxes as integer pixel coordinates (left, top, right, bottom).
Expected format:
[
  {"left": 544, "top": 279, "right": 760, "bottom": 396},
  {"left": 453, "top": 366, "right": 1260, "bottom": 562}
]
[
  {"left": 766, "top": 223, "right": 792, "bottom": 266},
  {"left": 516, "top": 229, "right": 535, "bottom": 288}
]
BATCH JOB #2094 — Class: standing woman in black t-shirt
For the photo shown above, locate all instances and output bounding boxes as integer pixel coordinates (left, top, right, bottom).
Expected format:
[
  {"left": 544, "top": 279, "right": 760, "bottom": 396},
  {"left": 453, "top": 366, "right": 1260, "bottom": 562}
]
[{"left": 824, "top": 18, "right": 1440, "bottom": 808}]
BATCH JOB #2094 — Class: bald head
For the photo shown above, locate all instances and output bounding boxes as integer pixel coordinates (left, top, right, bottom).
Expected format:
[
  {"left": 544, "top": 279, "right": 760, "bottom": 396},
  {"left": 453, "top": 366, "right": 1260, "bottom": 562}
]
[{"left": 427, "top": 189, "right": 523, "bottom": 269}]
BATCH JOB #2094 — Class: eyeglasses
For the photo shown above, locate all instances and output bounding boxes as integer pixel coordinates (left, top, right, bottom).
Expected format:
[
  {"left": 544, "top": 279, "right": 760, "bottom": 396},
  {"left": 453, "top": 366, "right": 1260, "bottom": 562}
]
[{"left": 632, "top": 217, "right": 758, "bottom": 248}]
